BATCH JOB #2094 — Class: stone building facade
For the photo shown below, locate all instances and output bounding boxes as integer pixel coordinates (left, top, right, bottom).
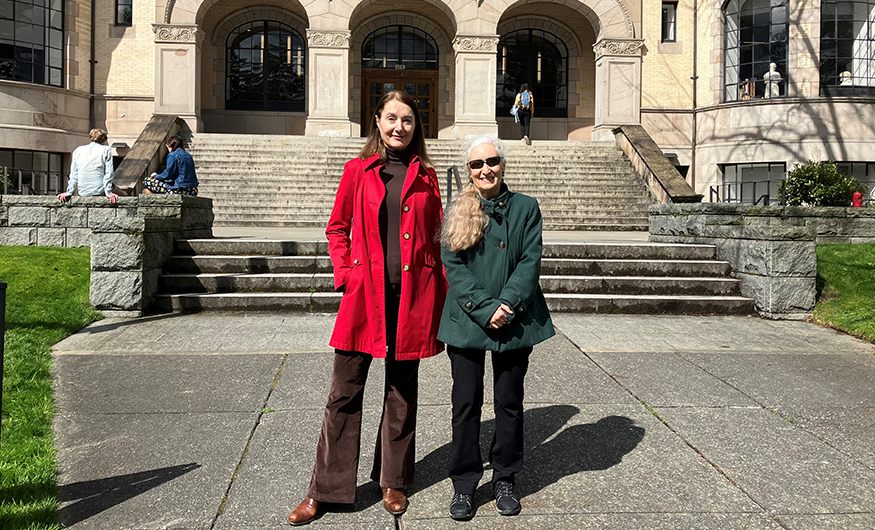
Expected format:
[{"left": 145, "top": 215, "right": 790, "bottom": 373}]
[{"left": 1, "top": 0, "right": 874, "bottom": 198}]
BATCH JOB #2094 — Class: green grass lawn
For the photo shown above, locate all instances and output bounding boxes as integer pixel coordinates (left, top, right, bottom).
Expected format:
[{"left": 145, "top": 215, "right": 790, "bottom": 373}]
[
  {"left": 814, "top": 243, "right": 875, "bottom": 343},
  {"left": 0, "top": 246, "right": 101, "bottom": 530}
]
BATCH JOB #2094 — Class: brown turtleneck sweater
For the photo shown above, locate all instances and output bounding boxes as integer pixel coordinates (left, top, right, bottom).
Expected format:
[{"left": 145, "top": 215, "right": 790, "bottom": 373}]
[{"left": 379, "top": 147, "right": 411, "bottom": 286}]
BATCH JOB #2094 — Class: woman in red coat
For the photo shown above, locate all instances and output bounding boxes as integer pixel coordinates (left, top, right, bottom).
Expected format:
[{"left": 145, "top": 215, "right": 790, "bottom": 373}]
[{"left": 288, "top": 90, "right": 447, "bottom": 525}]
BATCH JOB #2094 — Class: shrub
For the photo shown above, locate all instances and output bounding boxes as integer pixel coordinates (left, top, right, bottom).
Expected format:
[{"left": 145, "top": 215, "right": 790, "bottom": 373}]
[{"left": 777, "top": 161, "right": 868, "bottom": 207}]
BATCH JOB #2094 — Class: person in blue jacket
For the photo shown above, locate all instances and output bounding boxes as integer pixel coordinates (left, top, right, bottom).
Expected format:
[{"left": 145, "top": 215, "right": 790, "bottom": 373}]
[
  {"left": 439, "top": 136, "right": 554, "bottom": 521},
  {"left": 144, "top": 135, "right": 199, "bottom": 195}
]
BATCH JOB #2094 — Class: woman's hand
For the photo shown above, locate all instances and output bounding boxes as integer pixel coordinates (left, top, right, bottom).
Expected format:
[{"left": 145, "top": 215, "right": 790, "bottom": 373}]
[{"left": 488, "top": 304, "right": 514, "bottom": 329}]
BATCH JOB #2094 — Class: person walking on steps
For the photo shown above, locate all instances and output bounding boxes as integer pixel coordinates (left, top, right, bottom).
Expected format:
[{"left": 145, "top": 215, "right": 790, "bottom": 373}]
[
  {"left": 287, "top": 90, "right": 447, "bottom": 526},
  {"left": 515, "top": 84, "right": 534, "bottom": 145},
  {"left": 439, "top": 136, "right": 555, "bottom": 521}
]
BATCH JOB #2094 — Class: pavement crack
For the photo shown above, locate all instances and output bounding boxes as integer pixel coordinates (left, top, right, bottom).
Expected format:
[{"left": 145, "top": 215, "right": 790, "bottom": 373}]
[{"left": 209, "top": 353, "right": 289, "bottom": 529}]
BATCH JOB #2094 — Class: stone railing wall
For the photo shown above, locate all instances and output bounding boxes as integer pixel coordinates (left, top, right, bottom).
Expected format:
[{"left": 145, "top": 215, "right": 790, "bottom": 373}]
[
  {"left": 613, "top": 125, "right": 703, "bottom": 204},
  {"left": 0, "top": 195, "right": 213, "bottom": 316},
  {"left": 649, "top": 204, "right": 875, "bottom": 319}
]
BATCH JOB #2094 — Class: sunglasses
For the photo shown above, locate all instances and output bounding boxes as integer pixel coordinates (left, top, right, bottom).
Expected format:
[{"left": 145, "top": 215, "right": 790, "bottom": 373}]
[{"left": 467, "top": 156, "right": 503, "bottom": 170}]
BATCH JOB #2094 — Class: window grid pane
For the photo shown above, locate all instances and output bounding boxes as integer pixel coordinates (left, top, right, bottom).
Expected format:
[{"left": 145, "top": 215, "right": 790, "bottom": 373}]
[
  {"left": 361, "top": 25, "right": 439, "bottom": 70},
  {"left": 724, "top": 0, "right": 788, "bottom": 101},
  {"left": 820, "top": 0, "right": 875, "bottom": 95},
  {"left": 496, "top": 28, "right": 568, "bottom": 118},
  {"left": 0, "top": 0, "right": 63, "bottom": 87}
]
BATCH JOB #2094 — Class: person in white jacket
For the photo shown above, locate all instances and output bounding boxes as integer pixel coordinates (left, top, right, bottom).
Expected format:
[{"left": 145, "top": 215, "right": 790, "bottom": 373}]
[{"left": 58, "top": 128, "right": 119, "bottom": 203}]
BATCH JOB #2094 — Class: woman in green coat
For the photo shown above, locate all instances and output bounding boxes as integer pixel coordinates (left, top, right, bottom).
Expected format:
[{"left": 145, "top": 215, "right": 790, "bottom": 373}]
[{"left": 438, "top": 136, "right": 554, "bottom": 521}]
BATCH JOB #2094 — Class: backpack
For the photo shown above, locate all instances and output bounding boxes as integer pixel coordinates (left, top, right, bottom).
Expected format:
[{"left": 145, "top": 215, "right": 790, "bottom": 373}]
[{"left": 519, "top": 91, "right": 531, "bottom": 110}]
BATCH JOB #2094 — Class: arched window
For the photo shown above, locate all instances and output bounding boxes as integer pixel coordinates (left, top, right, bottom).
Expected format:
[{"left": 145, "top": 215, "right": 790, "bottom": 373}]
[
  {"left": 820, "top": 0, "right": 875, "bottom": 96},
  {"left": 226, "top": 21, "right": 305, "bottom": 111},
  {"left": 497, "top": 29, "right": 568, "bottom": 118},
  {"left": 361, "top": 25, "right": 438, "bottom": 70},
  {"left": 0, "top": 0, "right": 64, "bottom": 87},
  {"left": 724, "top": 0, "right": 788, "bottom": 101}
]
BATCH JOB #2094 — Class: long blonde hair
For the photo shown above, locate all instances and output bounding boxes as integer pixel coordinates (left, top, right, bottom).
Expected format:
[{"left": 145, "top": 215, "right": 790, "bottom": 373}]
[{"left": 441, "top": 137, "right": 506, "bottom": 252}]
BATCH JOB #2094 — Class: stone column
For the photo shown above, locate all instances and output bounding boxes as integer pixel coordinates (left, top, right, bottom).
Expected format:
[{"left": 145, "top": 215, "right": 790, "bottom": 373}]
[
  {"left": 452, "top": 36, "right": 499, "bottom": 139},
  {"left": 592, "top": 39, "right": 644, "bottom": 141},
  {"left": 305, "top": 30, "right": 352, "bottom": 136},
  {"left": 153, "top": 24, "right": 203, "bottom": 132}
]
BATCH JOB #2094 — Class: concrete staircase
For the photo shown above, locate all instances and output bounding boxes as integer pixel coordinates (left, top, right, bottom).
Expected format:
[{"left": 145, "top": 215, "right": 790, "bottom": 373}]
[
  {"left": 154, "top": 239, "right": 755, "bottom": 315},
  {"left": 187, "top": 135, "right": 654, "bottom": 231}
]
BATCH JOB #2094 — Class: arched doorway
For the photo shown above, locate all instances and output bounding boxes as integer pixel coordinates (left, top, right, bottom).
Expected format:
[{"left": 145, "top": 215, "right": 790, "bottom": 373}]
[
  {"left": 225, "top": 20, "right": 306, "bottom": 112},
  {"left": 497, "top": 29, "right": 569, "bottom": 118},
  {"left": 361, "top": 25, "right": 438, "bottom": 137}
]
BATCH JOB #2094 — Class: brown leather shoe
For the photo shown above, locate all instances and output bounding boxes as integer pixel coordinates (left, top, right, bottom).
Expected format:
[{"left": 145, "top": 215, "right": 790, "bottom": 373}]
[
  {"left": 288, "top": 497, "right": 320, "bottom": 526},
  {"left": 381, "top": 487, "right": 408, "bottom": 515}
]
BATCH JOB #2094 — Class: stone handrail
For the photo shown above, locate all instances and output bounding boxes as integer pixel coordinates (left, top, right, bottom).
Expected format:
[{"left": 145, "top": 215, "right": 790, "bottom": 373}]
[
  {"left": 113, "top": 114, "right": 187, "bottom": 195},
  {"left": 613, "top": 125, "right": 703, "bottom": 204}
]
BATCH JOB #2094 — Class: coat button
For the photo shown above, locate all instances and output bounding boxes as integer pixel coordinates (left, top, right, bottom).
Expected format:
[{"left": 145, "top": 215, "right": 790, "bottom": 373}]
[
  {"left": 465, "top": 302, "right": 473, "bottom": 309},
  {"left": 499, "top": 241, "right": 505, "bottom": 249},
  {"left": 403, "top": 232, "right": 411, "bottom": 240},
  {"left": 353, "top": 259, "right": 360, "bottom": 265},
  {"left": 403, "top": 264, "right": 410, "bottom": 271},
  {"left": 518, "top": 304, "right": 525, "bottom": 312},
  {"left": 498, "top": 202, "right": 506, "bottom": 208},
  {"left": 402, "top": 204, "right": 410, "bottom": 212}
]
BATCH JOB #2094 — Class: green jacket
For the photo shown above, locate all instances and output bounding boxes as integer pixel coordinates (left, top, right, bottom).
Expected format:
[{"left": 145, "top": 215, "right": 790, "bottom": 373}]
[{"left": 438, "top": 185, "right": 555, "bottom": 352}]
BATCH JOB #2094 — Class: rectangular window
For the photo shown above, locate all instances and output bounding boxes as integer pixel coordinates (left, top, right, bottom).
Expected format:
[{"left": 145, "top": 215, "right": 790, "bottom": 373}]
[
  {"left": 0, "top": 0, "right": 64, "bottom": 86},
  {"left": 662, "top": 3, "right": 678, "bottom": 42},
  {"left": 116, "top": 0, "right": 132, "bottom": 26},
  {"left": 835, "top": 161, "right": 875, "bottom": 190},
  {"left": 718, "top": 162, "right": 786, "bottom": 204},
  {"left": 820, "top": 0, "right": 875, "bottom": 96},
  {"left": 0, "top": 148, "right": 66, "bottom": 195}
]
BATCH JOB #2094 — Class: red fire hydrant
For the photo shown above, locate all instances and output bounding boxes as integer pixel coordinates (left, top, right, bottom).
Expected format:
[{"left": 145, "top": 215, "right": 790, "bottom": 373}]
[{"left": 852, "top": 191, "right": 863, "bottom": 207}]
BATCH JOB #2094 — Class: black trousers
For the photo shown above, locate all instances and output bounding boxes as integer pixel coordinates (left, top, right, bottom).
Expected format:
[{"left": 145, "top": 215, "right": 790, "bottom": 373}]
[
  {"left": 308, "top": 283, "right": 419, "bottom": 503},
  {"left": 448, "top": 345, "right": 531, "bottom": 495},
  {"left": 517, "top": 109, "right": 532, "bottom": 138}
]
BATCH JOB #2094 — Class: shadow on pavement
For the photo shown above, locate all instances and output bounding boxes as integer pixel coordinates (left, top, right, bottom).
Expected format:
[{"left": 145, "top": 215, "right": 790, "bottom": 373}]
[
  {"left": 58, "top": 463, "right": 200, "bottom": 526},
  {"left": 408, "top": 405, "right": 646, "bottom": 509}
]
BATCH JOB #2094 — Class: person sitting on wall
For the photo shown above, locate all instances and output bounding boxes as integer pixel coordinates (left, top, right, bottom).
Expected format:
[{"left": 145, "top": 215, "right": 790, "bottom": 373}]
[
  {"left": 143, "top": 135, "right": 199, "bottom": 195},
  {"left": 58, "top": 128, "right": 119, "bottom": 204}
]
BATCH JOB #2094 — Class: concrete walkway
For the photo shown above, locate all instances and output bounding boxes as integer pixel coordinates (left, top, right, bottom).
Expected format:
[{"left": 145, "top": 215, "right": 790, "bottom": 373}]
[{"left": 52, "top": 312, "right": 875, "bottom": 529}]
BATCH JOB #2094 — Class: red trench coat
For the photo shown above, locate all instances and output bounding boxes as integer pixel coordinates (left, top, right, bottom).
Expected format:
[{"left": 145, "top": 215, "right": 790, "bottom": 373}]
[{"left": 326, "top": 153, "right": 447, "bottom": 360}]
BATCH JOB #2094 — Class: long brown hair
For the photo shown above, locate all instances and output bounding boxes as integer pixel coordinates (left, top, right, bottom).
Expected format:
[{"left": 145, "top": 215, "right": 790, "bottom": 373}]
[{"left": 360, "top": 91, "right": 432, "bottom": 168}]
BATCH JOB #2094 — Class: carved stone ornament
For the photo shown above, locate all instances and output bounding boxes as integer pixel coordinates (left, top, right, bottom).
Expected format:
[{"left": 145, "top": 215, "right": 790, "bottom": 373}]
[
  {"left": 307, "top": 31, "right": 351, "bottom": 48},
  {"left": 152, "top": 24, "right": 200, "bottom": 43},
  {"left": 453, "top": 36, "right": 499, "bottom": 53},
  {"left": 592, "top": 39, "right": 644, "bottom": 59}
]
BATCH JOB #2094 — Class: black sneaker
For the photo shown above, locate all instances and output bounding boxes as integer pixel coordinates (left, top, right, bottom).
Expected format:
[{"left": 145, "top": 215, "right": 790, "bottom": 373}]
[
  {"left": 493, "top": 481, "right": 521, "bottom": 516},
  {"left": 449, "top": 493, "right": 474, "bottom": 520}
]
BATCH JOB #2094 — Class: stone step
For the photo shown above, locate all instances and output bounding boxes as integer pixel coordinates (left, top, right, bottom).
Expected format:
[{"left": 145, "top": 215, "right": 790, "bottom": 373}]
[
  {"left": 159, "top": 272, "right": 740, "bottom": 297},
  {"left": 539, "top": 275, "right": 741, "bottom": 296},
  {"left": 543, "top": 294, "right": 756, "bottom": 315},
  {"left": 160, "top": 272, "right": 336, "bottom": 293},
  {"left": 166, "top": 255, "right": 333, "bottom": 274},
  {"left": 540, "top": 258, "right": 731, "bottom": 277},
  {"left": 174, "top": 240, "right": 717, "bottom": 260},
  {"left": 152, "top": 291, "right": 754, "bottom": 315},
  {"left": 209, "top": 214, "right": 651, "bottom": 226}
]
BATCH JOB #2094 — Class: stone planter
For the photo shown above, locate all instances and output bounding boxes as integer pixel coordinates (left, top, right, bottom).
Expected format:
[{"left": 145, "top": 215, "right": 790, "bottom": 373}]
[
  {"left": 0, "top": 195, "right": 213, "bottom": 316},
  {"left": 648, "top": 204, "right": 875, "bottom": 319}
]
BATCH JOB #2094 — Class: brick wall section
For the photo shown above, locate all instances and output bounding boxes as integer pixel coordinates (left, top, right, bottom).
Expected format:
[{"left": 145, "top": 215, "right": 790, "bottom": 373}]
[
  {"left": 0, "top": 195, "right": 214, "bottom": 315},
  {"left": 67, "top": 0, "right": 91, "bottom": 92},
  {"left": 640, "top": 0, "right": 694, "bottom": 110},
  {"left": 94, "top": 0, "right": 156, "bottom": 95}
]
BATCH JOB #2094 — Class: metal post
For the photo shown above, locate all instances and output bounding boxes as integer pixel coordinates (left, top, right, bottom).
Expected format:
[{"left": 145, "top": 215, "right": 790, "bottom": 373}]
[{"left": 0, "top": 280, "right": 6, "bottom": 451}]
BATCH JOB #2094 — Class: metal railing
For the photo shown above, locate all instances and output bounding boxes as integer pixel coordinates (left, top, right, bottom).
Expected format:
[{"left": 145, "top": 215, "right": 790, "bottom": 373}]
[
  {"left": 710, "top": 180, "right": 774, "bottom": 205},
  {"left": 446, "top": 166, "right": 463, "bottom": 204},
  {"left": 1, "top": 166, "right": 68, "bottom": 195}
]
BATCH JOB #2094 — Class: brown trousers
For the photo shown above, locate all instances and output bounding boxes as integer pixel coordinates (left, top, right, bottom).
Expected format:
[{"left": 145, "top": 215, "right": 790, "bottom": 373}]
[{"left": 307, "top": 283, "right": 420, "bottom": 504}]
